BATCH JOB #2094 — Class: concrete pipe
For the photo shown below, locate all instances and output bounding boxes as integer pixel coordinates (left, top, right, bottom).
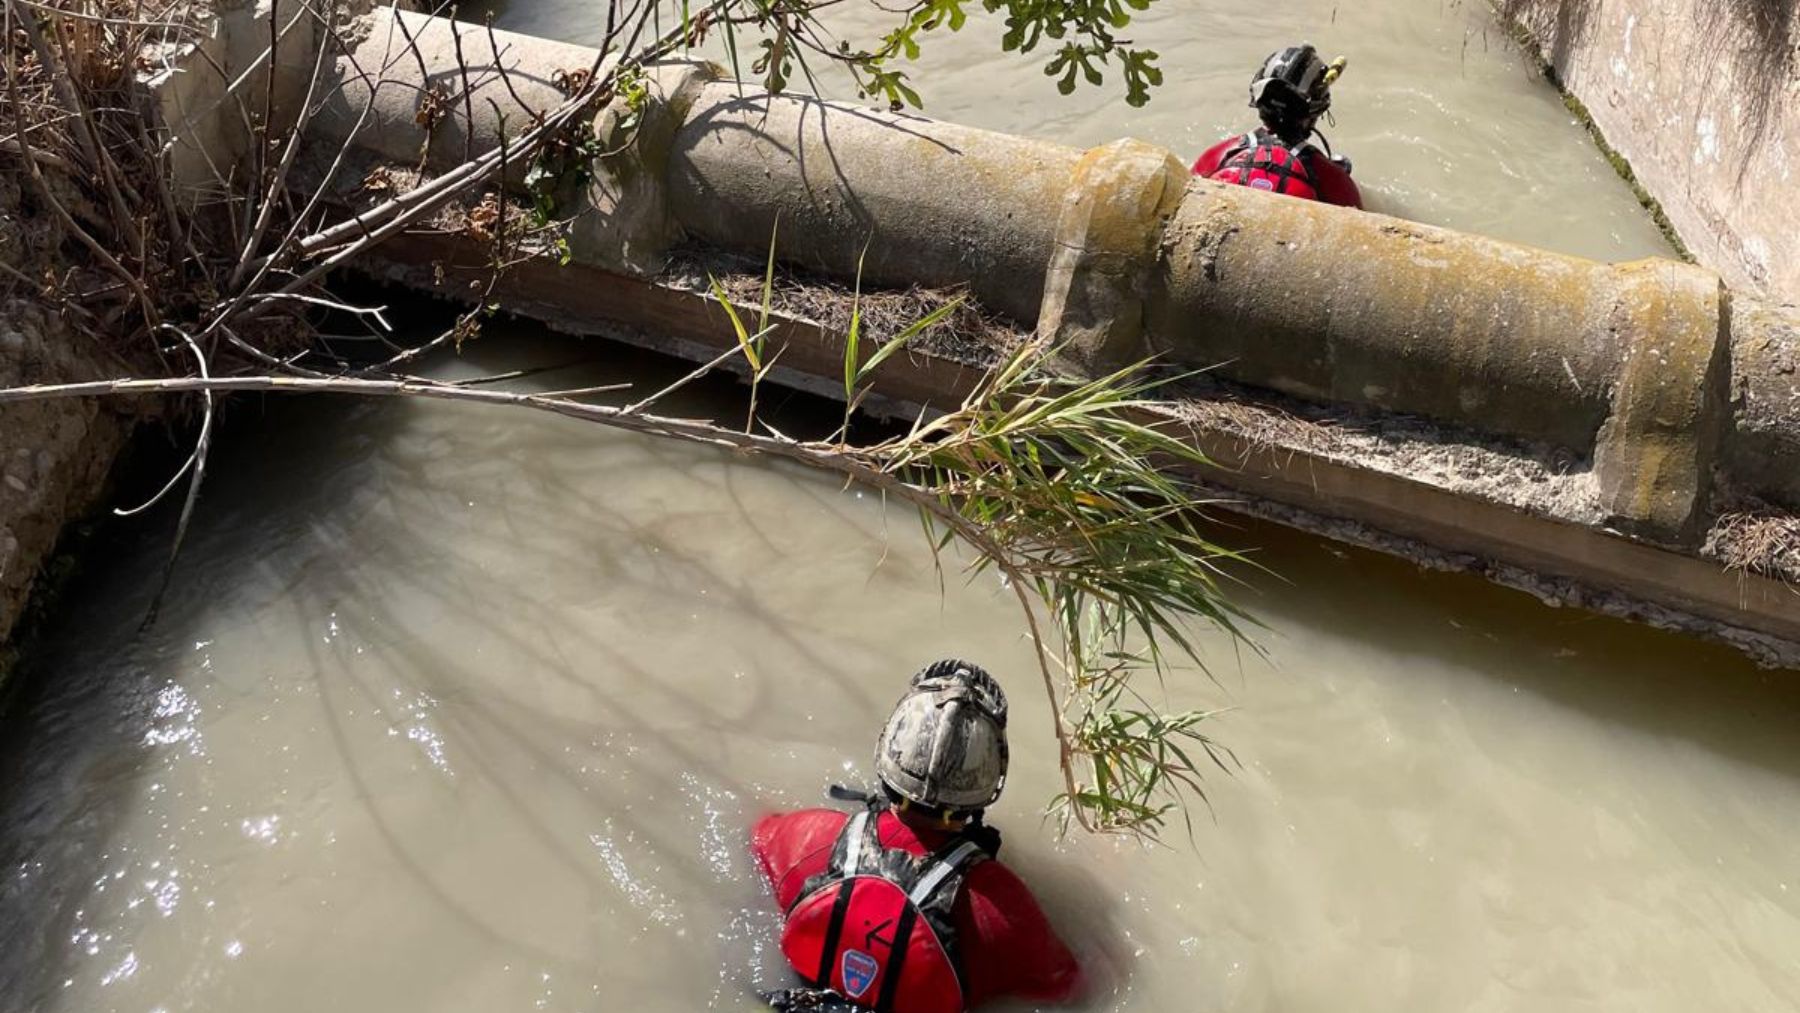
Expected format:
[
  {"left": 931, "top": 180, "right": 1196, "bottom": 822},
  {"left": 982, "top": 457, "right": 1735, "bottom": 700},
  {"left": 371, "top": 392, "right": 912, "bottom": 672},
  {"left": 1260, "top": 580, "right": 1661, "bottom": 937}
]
[
  {"left": 667, "top": 84, "right": 1082, "bottom": 324},
  {"left": 314, "top": 7, "right": 607, "bottom": 187},
  {"left": 1149, "top": 181, "right": 1651, "bottom": 451},
  {"left": 298, "top": 7, "right": 1792, "bottom": 539},
  {"left": 1724, "top": 299, "right": 1800, "bottom": 510}
]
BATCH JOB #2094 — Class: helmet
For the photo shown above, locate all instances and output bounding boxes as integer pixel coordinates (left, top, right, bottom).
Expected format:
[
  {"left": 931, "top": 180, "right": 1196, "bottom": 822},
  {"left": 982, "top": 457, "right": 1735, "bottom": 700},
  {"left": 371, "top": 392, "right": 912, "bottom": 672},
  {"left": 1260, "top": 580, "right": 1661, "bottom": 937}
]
[
  {"left": 1249, "top": 44, "right": 1336, "bottom": 124},
  {"left": 874, "top": 659, "right": 1009, "bottom": 814}
]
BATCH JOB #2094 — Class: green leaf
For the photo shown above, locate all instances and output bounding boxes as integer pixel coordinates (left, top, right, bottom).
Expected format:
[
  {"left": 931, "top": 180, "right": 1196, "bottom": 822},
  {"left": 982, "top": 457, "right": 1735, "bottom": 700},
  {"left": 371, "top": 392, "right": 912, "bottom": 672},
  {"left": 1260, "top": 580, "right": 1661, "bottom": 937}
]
[
  {"left": 843, "top": 243, "right": 869, "bottom": 404},
  {"left": 757, "top": 214, "right": 779, "bottom": 349},
  {"left": 706, "top": 273, "right": 761, "bottom": 372}
]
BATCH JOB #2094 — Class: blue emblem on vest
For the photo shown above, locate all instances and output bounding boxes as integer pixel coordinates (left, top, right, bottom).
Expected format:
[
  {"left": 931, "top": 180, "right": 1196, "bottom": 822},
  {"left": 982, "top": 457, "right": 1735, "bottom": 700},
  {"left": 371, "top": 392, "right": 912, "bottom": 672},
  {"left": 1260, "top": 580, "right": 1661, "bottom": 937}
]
[{"left": 841, "top": 949, "right": 880, "bottom": 998}]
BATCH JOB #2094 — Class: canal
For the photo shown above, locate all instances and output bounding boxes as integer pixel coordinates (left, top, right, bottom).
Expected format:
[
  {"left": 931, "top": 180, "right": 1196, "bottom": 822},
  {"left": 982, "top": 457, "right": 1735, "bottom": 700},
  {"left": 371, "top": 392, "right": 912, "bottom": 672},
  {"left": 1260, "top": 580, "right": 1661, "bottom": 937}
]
[{"left": 1, "top": 1, "right": 1795, "bottom": 1011}]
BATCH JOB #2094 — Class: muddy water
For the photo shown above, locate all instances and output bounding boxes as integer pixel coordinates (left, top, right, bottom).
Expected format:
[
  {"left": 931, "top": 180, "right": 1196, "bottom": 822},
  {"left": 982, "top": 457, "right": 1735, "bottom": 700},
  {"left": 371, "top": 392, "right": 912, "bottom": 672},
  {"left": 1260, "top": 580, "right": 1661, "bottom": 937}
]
[
  {"left": 484, "top": 0, "right": 1672, "bottom": 260},
  {"left": 3, "top": 3, "right": 1797, "bottom": 1013},
  {"left": 3, "top": 325, "right": 1798, "bottom": 1013}
]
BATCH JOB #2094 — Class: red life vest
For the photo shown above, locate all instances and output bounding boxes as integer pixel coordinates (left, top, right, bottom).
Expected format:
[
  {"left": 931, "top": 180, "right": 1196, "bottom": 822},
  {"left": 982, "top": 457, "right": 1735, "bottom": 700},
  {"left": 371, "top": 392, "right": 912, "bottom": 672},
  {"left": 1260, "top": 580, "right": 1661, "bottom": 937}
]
[
  {"left": 1208, "top": 132, "right": 1322, "bottom": 200},
  {"left": 779, "top": 806, "right": 990, "bottom": 1013}
]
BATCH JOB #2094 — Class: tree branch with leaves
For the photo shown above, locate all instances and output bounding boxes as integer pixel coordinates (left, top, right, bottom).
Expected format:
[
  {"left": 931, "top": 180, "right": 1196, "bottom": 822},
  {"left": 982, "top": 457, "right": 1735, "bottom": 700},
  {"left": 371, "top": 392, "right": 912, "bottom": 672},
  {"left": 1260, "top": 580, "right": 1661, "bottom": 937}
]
[{"left": 0, "top": 0, "right": 1250, "bottom": 839}]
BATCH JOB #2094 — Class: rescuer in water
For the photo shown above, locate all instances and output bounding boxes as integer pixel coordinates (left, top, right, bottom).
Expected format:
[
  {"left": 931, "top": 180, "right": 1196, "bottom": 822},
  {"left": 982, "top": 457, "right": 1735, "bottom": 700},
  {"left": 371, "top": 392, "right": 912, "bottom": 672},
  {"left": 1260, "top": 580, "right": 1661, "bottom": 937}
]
[
  {"left": 752, "top": 659, "right": 1082, "bottom": 1013},
  {"left": 1193, "top": 43, "right": 1363, "bottom": 209}
]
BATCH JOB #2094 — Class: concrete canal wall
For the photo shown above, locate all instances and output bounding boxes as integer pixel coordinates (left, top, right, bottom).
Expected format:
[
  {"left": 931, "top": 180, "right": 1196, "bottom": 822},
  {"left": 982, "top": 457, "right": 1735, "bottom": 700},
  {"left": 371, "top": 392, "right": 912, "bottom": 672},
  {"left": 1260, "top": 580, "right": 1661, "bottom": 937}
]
[
  {"left": 0, "top": 310, "right": 136, "bottom": 651},
  {"left": 0, "top": 0, "right": 345, "bottom": 655},
  {"left": 1499, "top": 0, "right": 1800, "bottom": 305}
]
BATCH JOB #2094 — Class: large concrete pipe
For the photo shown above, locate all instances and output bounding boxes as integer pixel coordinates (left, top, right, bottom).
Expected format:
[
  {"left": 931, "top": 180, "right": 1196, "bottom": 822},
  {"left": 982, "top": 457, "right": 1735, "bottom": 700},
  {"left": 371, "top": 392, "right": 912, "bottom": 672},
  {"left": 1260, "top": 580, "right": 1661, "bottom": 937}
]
[
  {"left": 312, "top": 8, "right": 604, "bottom": 182},
  {"left": 658, "top": 83, "right": 1734, "bottom": 538},
  {"left": 302, "top": 8, "right": 1798, "bottom": 537},
  {"left": 1152, "top": 183, "right": 1643, "bottom": 450},
  {"left": 667, "top": 84, "right": 1083, "bottom": 324},
  {"left": 308, "top": 8, "right": 712, "bottom": 274},
  {"left": 1725, "top": 300, "right": 1800, "bottom": 509},
  {"left": 1147, "top": 182, "right": 1733, "bottom": 539}
]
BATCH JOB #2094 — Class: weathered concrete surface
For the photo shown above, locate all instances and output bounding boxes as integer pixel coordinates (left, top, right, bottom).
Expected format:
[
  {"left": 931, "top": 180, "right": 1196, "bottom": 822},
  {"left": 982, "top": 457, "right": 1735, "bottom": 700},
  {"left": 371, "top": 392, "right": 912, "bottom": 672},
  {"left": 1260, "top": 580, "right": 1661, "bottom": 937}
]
[
  {"left": 1151, "top": 181, "right": 1629, "bottom": 452},
  {"left": 1502, "top": 0, "right": 1800, "bottom": 303},
  {"left": 1039, "top": 139, "right": 1189, "bottom": 374},
  {"left": 1590, "top": 259, "right": 1728, "bottom": 541},
  {"left": 314, "top": 6, "right": 605, "bottom": 186},
  {"left": 573, "top": 61, "right": 718, "bottom": 274},
  {"left": 668, "top": 83, "right": 1082, "bottom": 324},
  {"left": 1726, "top": 299, "right": 1800, "bottom": 508},
  {"left": 0, "top": 306, "right": 136, "bottom": 647},
  {"left": 314, "top": 13, "right": 1082, "bottom": 323},
  {"left": 147, "top": 0, "right": 347, "bottom": 204},
  {"left": 314, "top": 7, "right": 721, "bottom": 275}
]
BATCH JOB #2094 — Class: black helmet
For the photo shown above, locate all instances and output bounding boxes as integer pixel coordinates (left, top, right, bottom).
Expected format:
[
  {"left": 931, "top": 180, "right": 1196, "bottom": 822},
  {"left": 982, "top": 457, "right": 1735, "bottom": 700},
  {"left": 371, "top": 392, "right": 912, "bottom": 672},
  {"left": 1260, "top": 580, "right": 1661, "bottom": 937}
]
[{"left": 1249, "top": 44, "right": 1336, "bottom": 125}]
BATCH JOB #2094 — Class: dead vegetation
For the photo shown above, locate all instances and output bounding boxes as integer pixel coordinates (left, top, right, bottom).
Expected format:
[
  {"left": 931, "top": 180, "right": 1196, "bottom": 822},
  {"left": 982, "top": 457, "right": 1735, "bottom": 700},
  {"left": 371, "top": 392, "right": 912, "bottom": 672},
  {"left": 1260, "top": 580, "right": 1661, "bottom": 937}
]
[
  {"left": 1163, "top": 378, "right": 1345, "bottom": 458},
  {"left": 0, "top": 0, "right": 706, "bottom": 617},
  {"left": 668, "top": 248, "right": 1026, "bottom": 369},
  {"left": 1, "top": 0, "right": 221, "bottom": 363},
  {"left": 1706, "top": 508, "right": 1800, "bottom": 585}
]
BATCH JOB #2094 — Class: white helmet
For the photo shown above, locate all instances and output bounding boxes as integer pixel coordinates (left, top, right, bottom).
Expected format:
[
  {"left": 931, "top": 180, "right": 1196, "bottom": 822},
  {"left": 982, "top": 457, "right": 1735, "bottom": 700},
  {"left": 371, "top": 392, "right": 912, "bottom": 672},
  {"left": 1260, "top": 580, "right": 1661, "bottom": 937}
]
[{"left": 874, "top": 659, "right": 1009, "bottom": 815}]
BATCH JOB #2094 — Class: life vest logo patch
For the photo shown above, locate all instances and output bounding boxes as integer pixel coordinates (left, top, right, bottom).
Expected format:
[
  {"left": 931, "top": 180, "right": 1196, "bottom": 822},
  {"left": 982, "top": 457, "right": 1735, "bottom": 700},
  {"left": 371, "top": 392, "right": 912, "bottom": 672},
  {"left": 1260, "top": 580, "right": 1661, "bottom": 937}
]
[{"left": 841, "top": 949, "right": 880, "bottom": 998}]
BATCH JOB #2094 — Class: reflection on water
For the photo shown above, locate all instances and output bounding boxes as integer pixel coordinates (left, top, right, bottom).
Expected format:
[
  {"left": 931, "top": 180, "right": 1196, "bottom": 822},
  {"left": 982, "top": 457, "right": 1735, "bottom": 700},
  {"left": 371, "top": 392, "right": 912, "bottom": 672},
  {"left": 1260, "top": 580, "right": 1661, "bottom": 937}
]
[{"left": 1, "top": 326, "right": 1797, "bottom": 1013}]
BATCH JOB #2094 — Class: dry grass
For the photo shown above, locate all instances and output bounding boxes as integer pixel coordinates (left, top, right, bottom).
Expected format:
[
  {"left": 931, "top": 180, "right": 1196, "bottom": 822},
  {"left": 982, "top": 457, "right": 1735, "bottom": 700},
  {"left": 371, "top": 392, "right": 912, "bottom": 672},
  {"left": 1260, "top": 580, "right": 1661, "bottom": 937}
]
[
  {"left": 1706, "top": 509, "right": 1800, "bottom": 584},
  {"left": 668, "top": 248, "right": 1026, "bottom": 369},
  {"left": 1162, "top": 378, "right": 1344, "bottom": 458}
]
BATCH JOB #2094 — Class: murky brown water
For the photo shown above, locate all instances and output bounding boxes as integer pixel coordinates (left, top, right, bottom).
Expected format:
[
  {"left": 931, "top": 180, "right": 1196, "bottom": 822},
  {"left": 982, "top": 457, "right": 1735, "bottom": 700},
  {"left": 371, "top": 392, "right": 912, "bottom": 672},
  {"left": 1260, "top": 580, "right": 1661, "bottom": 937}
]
[
  {"left": 3, "top": 2, "right": 1796, "bottom": 1012},
  {"left": 4, "top": 322, "right": 1798, "bottom": 1012}
]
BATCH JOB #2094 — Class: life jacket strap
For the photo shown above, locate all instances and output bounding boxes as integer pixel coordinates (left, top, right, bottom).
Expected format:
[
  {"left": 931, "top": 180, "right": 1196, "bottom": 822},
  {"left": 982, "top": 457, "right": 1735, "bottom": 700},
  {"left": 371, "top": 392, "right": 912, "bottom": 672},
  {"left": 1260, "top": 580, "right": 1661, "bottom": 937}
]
[
  {"left": 812, "top": 867, "right": 859, "bottom": 987},
  {"left": 908, "top": 840, "right": 984, "bottom": 908},
  {"left": 873, "top": 901, "right": 919, "bottom": 1013},
  {"left": 836, "top": 809, "right": 873, "bottom": 877}
]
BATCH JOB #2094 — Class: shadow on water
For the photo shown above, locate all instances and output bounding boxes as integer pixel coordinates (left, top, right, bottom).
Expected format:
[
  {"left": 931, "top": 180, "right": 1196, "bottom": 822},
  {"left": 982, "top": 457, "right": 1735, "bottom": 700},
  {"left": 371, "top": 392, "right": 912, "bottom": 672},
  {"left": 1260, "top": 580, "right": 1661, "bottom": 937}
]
[
  {"left": 0, "top": 327, "right": 957, "bottom": 1005},
  {"left": 0, "top": 462, "right": 210, "bottom": 1006},
  {"left": 1233, "top": 515, "right": 1800, "bottom": 783}
]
